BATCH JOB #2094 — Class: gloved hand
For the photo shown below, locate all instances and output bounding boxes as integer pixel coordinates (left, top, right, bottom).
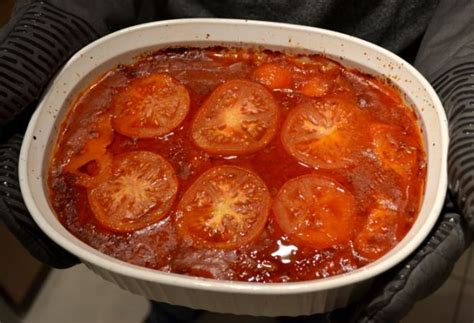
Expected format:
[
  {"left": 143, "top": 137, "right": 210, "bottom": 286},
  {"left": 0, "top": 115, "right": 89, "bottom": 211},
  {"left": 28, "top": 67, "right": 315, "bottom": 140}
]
[{"left": 0, "top": 1, "right": 472, "bottom": 322}]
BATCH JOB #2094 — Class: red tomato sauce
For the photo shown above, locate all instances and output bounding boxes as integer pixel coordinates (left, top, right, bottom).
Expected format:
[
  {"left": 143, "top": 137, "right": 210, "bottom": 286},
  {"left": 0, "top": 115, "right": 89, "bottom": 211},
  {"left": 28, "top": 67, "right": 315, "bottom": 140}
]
[{"left": 49, "top": 47, "right": 426, "bottom": 282}]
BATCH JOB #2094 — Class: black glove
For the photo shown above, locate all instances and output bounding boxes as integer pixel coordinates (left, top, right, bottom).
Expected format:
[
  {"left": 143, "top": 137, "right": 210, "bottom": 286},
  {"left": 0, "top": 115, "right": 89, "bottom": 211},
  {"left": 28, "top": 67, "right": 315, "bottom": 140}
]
[{"left": 0, "top": 1, "right": 472, "bottom": 322}]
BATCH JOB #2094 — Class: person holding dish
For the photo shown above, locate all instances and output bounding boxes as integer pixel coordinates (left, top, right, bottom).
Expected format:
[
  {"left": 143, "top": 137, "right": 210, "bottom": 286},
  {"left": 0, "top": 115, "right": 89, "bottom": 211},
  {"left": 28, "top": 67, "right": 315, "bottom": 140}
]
[{"left": 1, "top": 0, "right": 473, "bottom": 322}]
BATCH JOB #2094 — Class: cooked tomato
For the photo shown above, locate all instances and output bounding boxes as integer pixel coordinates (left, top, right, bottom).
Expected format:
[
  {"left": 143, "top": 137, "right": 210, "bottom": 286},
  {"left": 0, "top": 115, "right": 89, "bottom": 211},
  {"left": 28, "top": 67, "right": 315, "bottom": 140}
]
[
  {"left": 64, "top": 115, "right": 113, "bottom": 188},
  {"left": 176, "top": 165, "right": 270, "bottom": 249},
  {"left": 191, "top": 80, "right": 279, "bottom": 155},
  {"left": 354, "top": 202, "right": 399, "bottom": 260},
  {"left": 372, "top": 124, "right": 419, "bottom": 178},
  {"left": 252, "top": 63, "right": 293, "bottom": 89},
  {"left": 281, "top": 96, "right": 366, "bottom": 169},
  {"left": 297, "top": 74, "right": 332, "bottom": 97},
  {"left": 88, "top": 151, "right": 178, "bottom": 232},
  {"left": 112, "top": 73, "right": 190, "bottom": 138},
  {"left": 273, "top": 174, "right": 358, "bottom": 249}
]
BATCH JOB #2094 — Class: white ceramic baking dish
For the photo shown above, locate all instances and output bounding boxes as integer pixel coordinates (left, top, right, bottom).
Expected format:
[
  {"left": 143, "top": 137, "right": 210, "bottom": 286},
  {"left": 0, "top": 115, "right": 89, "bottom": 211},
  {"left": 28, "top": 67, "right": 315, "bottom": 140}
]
[{"left": 19, "top": 19, "right": 448, "bottom": 317}]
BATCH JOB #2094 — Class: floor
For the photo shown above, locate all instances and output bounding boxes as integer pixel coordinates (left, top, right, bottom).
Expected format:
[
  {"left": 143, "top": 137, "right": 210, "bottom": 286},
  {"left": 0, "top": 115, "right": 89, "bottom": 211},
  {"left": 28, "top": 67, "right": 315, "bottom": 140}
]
[{"left": 1, "top": 244, "right": 470, "bottom": 323}]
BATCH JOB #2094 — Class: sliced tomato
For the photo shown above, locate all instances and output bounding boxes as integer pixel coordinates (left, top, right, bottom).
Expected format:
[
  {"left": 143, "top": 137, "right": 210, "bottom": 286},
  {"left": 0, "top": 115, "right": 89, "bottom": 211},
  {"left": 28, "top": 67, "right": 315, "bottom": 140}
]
[
  {"left": 371, "top": 123, "right": 419, "bottom": 178},
  {"left": 112, "top": 73, "right": 190, "bottom": 138},
  {"left": 273, "top": 174, "right": 358, "bottom": 249},
  {"left": 297, "top": 74, "right": 331, "bottom": 97},
  {"left": 191, "top": 80, "right": 279, "bottom": 155},
  {"left": 176, "top": 165, "right": 270, "bottom": 249},
  {"left": 64, "top": 114, "right": 113, "bottom": 188},
  {"left": 281, "top": 96, "right": 365, "bottom": 169},
  {"left": 354, "top": 201, "right": 399, "bottom": 260},
  {"left": 252, "top": 63, "right": 293, "bottom": 89},
  {"left": 88, "top": 151, "right": 178, "bottom": 232}
]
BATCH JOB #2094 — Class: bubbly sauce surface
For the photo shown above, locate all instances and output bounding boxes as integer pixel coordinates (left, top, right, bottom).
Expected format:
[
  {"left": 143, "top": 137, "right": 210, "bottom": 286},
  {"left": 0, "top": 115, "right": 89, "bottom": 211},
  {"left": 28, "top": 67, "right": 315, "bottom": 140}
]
[{"left": 49, "top": 48, "right": 426, "bottom": 282}]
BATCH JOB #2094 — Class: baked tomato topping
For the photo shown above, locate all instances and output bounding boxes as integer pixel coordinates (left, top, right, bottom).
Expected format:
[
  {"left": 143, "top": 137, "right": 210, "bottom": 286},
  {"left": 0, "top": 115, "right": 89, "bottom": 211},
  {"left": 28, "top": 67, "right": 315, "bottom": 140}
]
[
  {"left": 191, "top": 80, "right": 279, "bottom": 155},
  {"left": 273, "top": 174, "right": 358, "bottom": 249},
  {"left": 354, "top": 200, "right": 399, "bottom": 260},
  {"left": 88, "top": 151, "right": 178, "bottom": 232},
  {"left": 176, "top": 165, "right": 270, "bottom": 249},
  {"left": 297, "top": 74, "right": 332, "bottom": 97},
  {"left": 281, "top": 96, "right": 366, "bottom": 169},
  {"left": 371, "top": 124, "right": 419, "bottom": 178},
  {"left": 112, "top": 73, "right": 190, "bottom": 138},
  {"left": 252, "top": 63, "right": 293, "bottom": 89}
]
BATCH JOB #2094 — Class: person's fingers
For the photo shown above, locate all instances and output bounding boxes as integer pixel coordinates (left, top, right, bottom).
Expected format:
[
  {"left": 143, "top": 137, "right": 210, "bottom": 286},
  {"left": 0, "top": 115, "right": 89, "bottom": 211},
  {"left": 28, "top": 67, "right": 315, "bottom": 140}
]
[{"left": 0, "top": 133, "right": 79, "bottom": 268}]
